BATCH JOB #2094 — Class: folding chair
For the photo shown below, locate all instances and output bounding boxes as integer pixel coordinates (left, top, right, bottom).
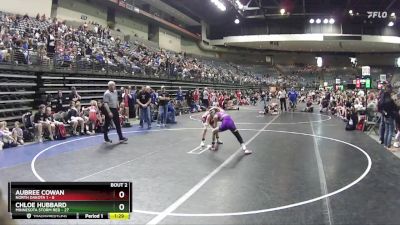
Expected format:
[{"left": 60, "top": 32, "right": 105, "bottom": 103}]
[{"left": 364, "top": 109, "right": 380, "bottom": 135}]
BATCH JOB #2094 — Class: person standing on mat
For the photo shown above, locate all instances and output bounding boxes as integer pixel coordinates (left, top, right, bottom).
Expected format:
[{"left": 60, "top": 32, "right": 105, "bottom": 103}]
[
  {"left": 278, "top": 88, "right": 287, "bottom": 112},
  {"left": 137, "top": 86, "right": 152, "bottom": 129},
  {"left": 209, "top": 108, "right": 251, "bottom": 154},
  {"left": 158, "top": 86, "right": 170, "bottom": 127},
  {"left": 103, "top": 81, "right": 128, "bottom": 144},
  {"left": 203, "top": 87, "right": 210, "bottom": 108}
]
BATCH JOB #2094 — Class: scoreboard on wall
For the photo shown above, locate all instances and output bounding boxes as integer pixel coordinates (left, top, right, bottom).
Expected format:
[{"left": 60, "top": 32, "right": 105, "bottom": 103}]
[{"left": 8, "top": 182, "right": 132, "bottom": 220}]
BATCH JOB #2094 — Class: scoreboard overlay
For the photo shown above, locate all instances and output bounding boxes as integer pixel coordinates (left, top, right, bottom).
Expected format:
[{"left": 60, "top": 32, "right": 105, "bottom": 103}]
[{"left": 8, "top": 182, "right": 132, "bottom": 220}]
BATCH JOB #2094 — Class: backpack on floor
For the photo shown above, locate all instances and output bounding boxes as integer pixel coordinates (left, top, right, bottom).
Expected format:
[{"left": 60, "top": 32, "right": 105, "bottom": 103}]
[
  {"left": 22, "top": 112, "right": 33, "bottom": 128},
  {"left": 56, "top": 124, "right": 67, "bottom": 140},
  {"left": 23, "top": 129, "right": 34, "bottom": 142}
]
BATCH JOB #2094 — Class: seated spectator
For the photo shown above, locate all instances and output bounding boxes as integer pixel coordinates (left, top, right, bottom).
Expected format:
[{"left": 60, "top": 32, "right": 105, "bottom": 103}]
[
  {"left": 54, "top": 90, "right": 66, "bottom": 112},
  {"left": 87, "top": 100, "right": 99, "bottom": 134},
  {"left": 367, "top": 93, "right": 378, "bottom": 112},
  {"left": 11, "top": 121, "right": 24, "bottom": 145},
  {"left": 346, "top": 108, "right": 358, "bottom": 131},
  {"left": 64, "top": 101, "right": 85, "bottom": 135},
  {"left": 97, "top": 100, "right": 105, "bottom": 129},
  {"left": 44, "top": 107, "right": 62, "bottom": 138},
  {"left": 304, "top": 96, "right": 314, "bottom": 112},
  {"left": 34, "top": 104, "right": 54, "bottom": 142},
  {"left": 119, "top": 103, "right": 128, "bottom": 125},
  {"left": 167, "top": 100, "right": 177, "bottom": 124},
  {"left": 0, "top": 121, "right": 17, "bottom": 147},
  {"left": 69, "top": 87, "right": 81, "bottom": 103}
]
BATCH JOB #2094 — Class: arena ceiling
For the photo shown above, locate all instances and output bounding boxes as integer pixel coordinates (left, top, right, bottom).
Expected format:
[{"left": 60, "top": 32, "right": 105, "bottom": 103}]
[
  {"left": 163, "top": 0, "right": 400, "bottom": 24},
  {"left": 224, "top": 39, "right": 400, "bottom": 53},
  {"left": 161, "top": 0, "right": 400, "bottom": 53}
]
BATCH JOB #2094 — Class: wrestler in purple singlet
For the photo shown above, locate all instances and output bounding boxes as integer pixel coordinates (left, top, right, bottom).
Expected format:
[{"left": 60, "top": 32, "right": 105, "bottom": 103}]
[
  {"left": 216, "top": 111, "right": 237, "bottom": 132},
  {"left": 211, "top": 110, "right": 251, "bottom": 154}
]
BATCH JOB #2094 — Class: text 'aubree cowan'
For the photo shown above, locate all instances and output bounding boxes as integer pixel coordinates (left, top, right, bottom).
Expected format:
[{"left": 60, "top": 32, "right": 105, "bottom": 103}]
[{"left": 15, "top": 190, "right": 65, "bottom": 196}]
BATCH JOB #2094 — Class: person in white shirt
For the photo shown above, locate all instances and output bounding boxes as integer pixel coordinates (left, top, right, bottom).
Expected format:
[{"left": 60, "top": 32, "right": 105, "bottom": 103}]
[
  {"left": 203, "top": 87, "right": 210, "bottom": 108},
  {"left": 278, "top": 88, "right": 287, "bottom": 111}
]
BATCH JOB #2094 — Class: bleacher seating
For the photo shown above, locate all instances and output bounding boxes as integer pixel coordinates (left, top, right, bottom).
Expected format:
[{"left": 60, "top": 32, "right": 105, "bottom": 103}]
[{"left": 0, "top": 71, "right": 36, "bottom": 126}]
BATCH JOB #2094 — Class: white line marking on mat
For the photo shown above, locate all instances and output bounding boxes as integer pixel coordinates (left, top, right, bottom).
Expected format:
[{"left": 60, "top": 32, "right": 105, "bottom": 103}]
[
  {"left": 132, "top": 129, "right": 372, "bottom": 217},
  {"left": 189, "top": 112, "right": 331, "bottom": 125},
  {"left": 187, "top": 146, "right": 202, "bottom": 154},
  {"left": 311, "top": 122, "right": 333, "bottom": 225},
  {"left": 145, "top": 115, "right": 280, "bottom": 225},
  {"left": 30, "top": 127, "right": 372, "bottom": 218},
  {"left": 31, "top": 128, "right": 203, "bottom": 182},
  {"left": 74, "top": 150, "right": 160, "bottom": 181}
]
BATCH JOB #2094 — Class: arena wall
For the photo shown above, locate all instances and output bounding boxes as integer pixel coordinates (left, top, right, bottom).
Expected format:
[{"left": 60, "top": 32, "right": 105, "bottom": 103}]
[
  {"left": 181, "top": 38, "right": 217, "bottom": 58},
  {"left": 115, "top": 12, "right": 148, "bottom": 40},
  {"left": 158, "top": 27, "right": 181, "bottom": 52},
  {"left": 56, "top": 0, "right": 107, "bottom": 26},
  {"left": 0, "top": 0, "right": 52, "bottom": 17}
]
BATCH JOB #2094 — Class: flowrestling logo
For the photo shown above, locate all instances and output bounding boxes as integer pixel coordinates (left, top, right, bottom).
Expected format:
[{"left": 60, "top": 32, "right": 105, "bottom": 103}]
[{"left": 367, "top": 11, "right": 388, "bottom": 18}]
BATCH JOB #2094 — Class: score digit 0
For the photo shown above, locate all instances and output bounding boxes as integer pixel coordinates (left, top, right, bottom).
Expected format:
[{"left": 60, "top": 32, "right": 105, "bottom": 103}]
[
  {"left": 119, "top": 191, "right": 125, "bottom": 199},
  {"left": 119, "top": 204, "right": 125, "bottom": 211}
]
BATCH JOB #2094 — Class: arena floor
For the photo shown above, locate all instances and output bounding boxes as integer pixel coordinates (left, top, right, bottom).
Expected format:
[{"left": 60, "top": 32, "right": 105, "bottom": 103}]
[{"left": 1, "top": 104, "right": 400, "bottom": 225}]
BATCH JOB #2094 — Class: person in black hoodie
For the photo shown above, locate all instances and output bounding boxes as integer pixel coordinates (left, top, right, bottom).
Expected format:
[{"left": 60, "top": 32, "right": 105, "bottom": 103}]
[{"left": 379, "top": 90, "right": 398, "bottom": 150}]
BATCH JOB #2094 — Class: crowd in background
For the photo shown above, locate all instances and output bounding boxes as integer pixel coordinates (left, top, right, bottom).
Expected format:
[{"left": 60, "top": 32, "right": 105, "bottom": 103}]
[
  {"left": 289, "top": 82, "right": 400, "bottom": 152},
  {"left": 0, "top": 84, "right": 253, "bottom": 149},
  {"left": 0, "top": 12, "right": 266, "bottom": 85}
]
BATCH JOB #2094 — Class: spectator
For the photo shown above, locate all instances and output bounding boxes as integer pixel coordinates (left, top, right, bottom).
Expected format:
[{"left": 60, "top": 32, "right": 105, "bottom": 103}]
[
  {"left": 44, "top": 107, "right": 57, "bottom": 139},
  {"left": 202, "top": 87, "right": 209, "bottom": 108},
  {"left": 380, "top": 90, "right": 398, "bottom": 151},
  {"left": 87, "top": 100, "right": 99, "bottom": 134},
  {"left": 278, "top": 88, "right": 287, "bottom": 111},
  {"left": 186, "top": 90, "right": 195, "bottom": 112},
  {"left": 0, "top": 121, "right": 17, "bottom": 147},
  {"left": 64, "top": 101, "right": 84, "bottom": 135},
  {"left": 128, "top": 86, "right": 136, "bottom": 119},
  {"left": 151, "top": 88, "right": 158, "bottom": 123},
  {"left": 54, "top": 90, "right": 66, "bottom": 112},
  {"left": 137, "top": 86, "right": 151, "bottom": 129},
  {"left": 176, "top": 86, "right": 184, "bottom": 104},
  {"left": 69, "top": 87, "right": 81, "bottom": 103},
  {"left": 11, "top": 121, "right": 24, "bottom": 145},
  {"left": 33, "top": 104, "right": 53, "bottom": 142},
  {"left": 158, "top": 86, "right": 170, "bottom": 127},
  {"left": 167, "top": 100, "right": 177, "bottom": 124},
  {"left": 121, "top": 87, "right": 132, "bottom": 120}
]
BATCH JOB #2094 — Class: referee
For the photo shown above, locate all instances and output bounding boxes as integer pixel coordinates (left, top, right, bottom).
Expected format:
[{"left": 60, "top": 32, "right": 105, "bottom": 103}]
[{"left": 103, "top": 81, "right": 128, "bottom": 143}]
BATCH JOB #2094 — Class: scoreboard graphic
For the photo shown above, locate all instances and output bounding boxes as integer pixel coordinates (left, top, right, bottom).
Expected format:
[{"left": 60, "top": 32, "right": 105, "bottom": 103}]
[{"left": 8, "top": 182, "right": 132, "bottom": 220}]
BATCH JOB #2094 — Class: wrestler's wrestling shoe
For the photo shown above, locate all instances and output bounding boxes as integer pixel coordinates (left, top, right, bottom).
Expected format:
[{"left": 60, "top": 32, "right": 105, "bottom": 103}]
[
  {"left": 210, "top": 144, "right": 218, "bottom": 151},
  {"left": 200, "top": 141, "right": 205, "bottom": 147},
  {"left": 217, "top": 140, "right": 223, "bottom": 145},
  {"left": 242, "top": 144, "right": 252, "bottom": 154}
]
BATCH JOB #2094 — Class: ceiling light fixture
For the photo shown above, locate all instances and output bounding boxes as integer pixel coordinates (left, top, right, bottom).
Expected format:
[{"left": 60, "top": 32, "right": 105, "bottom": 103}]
[
  {"left": 329, "top": 18, "right": 335, "bottom": 24},
  {"left": 309, "top": 18, "right": 315, "bottom": 24},
  {"left": 349, "top": 10, "right": 353, "bottom": 15},
  {"left": 280, "top": 8, "right": 285, "bottom": 15},
  {"left": 316, "top": 18, "right": 321, "bottom": 24},
  {"left": 210, "top": 0, "right": 226, "bottom": 12},
  {"left": 388, "top": 21, "right": 394, "bottom": 27},
  {"left": 236, "top": 0, "right": 244, "bottom": 9},
  {"left": 323, "top": 18, "right": 329, "bottom": 24},
  {"left": 234, "top": 18, "right": 240, "bottom": 24}
]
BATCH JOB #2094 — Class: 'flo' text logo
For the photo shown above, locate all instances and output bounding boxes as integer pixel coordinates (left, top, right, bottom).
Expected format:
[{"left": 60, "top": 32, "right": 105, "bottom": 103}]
[{"left": 367, "top": 11, "right": 388, "bottom": 18}]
